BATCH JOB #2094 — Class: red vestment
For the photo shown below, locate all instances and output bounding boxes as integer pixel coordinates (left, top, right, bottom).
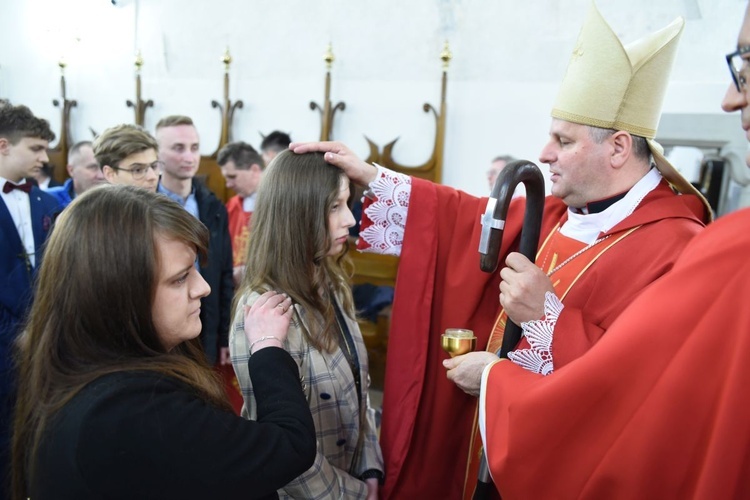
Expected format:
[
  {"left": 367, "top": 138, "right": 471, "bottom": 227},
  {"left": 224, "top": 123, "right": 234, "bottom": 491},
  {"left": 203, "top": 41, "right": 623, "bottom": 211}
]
[
  {"left": 374, "top": 177, "right": 707, "bottom": 499},
  {"left": 481, "top": 207, "right": 750, "bottom": 499},
  {"left": 226, "top": 195, "right": 252, "bottom": 268}
]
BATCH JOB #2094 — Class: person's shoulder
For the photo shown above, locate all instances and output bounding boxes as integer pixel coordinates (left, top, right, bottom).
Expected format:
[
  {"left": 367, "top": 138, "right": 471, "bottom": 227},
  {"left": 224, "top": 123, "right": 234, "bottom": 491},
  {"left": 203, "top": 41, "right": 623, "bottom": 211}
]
[
  {"left": 46, "top": 183, "right": 72, "bottom": 206},
  {"left": 88, "top": 370, "right": 183, "bottom": 392},
  {"left": 30, "top": 185, "right": 63, "bottom": 212},
  {"left": 46, "top": 184, "right": 65, "bottom": 195},
  {"left": 226, "top": 195, "right": 242, "bottom": 209},
  {"left": 66, "top": 371, "right": 185, "bottom": 420},
  {"left": 237, "top": 288, "right": 264, "bottom": 308},
  {"left": 193, "top": 178, "right": 217, "bottom": 199},
  {"left": 193, "top": 180, "right": 229, "bottom": 217},
  {"left": 688, "top": 208, "right": 750, "bottom": 252}
]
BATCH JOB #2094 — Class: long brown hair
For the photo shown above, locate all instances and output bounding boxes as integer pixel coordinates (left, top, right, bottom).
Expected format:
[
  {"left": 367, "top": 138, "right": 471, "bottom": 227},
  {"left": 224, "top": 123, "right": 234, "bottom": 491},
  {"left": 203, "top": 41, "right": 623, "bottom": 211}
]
[
  {"left": 236, "top": 151, "right": 355, "bottom": 352},
  {"left": 11, "top": 185, "right": 230, "bottom": 498}
]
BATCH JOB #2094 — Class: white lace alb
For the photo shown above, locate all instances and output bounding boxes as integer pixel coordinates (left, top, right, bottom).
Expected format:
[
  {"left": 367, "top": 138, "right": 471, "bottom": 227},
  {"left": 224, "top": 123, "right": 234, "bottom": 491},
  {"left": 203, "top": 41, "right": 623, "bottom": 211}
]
[
  {"left": 507, "top": 291, "right": 563, "bottom": 376},
  {"left": 359, "top": 164, "right": 411, "bottom": 256}
]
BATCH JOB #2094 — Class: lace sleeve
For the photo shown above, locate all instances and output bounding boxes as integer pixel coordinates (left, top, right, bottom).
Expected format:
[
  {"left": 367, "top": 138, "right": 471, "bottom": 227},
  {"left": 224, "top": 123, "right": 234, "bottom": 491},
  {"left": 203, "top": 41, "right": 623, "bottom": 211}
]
[
  {"left": 506, "top": 292, "right": 563, "bottom": 376},
  {"left": 358, "top": 164, "right": 411, "bottom": 256}
]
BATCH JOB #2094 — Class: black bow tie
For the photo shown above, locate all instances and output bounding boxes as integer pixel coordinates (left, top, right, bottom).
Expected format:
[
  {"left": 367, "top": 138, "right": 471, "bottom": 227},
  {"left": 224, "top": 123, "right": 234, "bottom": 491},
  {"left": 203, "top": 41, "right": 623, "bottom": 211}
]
[{"left": 3, "top": 181, "right": 32, "bottom": 194}]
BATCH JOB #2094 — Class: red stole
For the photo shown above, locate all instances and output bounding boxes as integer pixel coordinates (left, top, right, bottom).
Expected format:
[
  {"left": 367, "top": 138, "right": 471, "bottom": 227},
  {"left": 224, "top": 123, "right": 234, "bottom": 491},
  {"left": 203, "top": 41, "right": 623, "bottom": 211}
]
[{"left": 462, "top": 224, "right": 640, "bottom": 499}]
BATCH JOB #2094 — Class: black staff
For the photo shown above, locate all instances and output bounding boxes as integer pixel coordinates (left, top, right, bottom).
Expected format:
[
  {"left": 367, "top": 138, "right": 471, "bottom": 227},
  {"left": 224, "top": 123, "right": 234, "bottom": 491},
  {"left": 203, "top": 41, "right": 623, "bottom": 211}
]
[{"left": 475, "top": 160, "right": 545, "bottom": 499}]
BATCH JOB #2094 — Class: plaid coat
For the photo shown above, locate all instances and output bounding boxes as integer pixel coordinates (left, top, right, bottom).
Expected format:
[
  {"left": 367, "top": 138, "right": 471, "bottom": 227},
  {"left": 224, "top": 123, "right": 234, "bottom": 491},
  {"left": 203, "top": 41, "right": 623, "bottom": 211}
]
[{"left": 231, "top": 290, "right": 384, "bottom": 499}]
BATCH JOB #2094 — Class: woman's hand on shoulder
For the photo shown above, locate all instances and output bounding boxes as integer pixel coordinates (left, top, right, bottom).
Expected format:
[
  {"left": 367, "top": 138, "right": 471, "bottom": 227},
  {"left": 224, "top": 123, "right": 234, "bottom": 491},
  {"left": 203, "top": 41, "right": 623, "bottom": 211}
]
[{"left": 244, "top": 291, "right": 293, "bottom": 355}]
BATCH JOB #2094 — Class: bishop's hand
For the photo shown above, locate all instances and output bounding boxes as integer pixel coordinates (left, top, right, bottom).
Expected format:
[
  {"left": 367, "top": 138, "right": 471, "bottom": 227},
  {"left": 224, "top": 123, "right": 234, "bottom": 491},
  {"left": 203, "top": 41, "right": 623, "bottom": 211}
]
[
  {"left": 499, "top": 252, "right": 554, "bottom": 324},
  {"left": 289, "top": 141, "right": 378, "bottom": 186},
  {"left": 443, "top": 351, "right": 499, "bottom": 397}
]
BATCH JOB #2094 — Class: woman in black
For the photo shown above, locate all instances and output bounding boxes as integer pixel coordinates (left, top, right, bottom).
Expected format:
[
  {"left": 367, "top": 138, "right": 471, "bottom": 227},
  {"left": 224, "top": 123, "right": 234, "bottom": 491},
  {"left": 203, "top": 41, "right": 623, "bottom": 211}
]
[{"left": 11, "top": 185, "right": 315, "bottom": 499}]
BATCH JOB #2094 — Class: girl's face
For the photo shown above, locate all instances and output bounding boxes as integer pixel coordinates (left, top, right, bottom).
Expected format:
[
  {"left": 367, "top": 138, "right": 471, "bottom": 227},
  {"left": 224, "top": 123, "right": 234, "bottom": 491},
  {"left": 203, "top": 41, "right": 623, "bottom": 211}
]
[
  {"left": 151, "top": 234, "right": 211, "bottom": 351},
  {"left": 326, "top": 176, "right": 355, "bottom": 257}
]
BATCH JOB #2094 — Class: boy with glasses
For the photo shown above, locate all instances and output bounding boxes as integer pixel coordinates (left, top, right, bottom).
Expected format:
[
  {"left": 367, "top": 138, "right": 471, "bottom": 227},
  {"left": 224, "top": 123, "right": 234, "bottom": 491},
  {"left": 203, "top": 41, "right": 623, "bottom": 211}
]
[{"left": 95, "top": 124, "right": 161, "bottom": 192}]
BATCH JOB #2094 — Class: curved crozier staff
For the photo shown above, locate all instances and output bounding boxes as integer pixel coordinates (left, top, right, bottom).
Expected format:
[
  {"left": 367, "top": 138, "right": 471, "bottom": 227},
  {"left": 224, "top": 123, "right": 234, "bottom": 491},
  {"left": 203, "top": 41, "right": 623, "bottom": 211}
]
[
  {"left": 474, "top": 160, "right": 545, "bottom": 499},
  {"left": 370, "top": 40, "right": 451, "bottom": 183},
  {"left": 126, "top": 51, "right": 154, "bottom": 127},
  {"left": 211, "top": 47, "right": 244, "bottom": 156},
  {"left": 49, "top": 59, "right": 77, "bottom": 179},
  {"left": 310, "top": 43, "right": 346, "bottom": 142}
]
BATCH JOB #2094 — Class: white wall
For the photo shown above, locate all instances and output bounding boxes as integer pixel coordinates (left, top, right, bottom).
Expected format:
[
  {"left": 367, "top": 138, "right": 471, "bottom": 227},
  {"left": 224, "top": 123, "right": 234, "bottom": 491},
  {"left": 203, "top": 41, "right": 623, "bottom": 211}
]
[{"left": 0, "top": 0, "right": 746, "bottom": 197}]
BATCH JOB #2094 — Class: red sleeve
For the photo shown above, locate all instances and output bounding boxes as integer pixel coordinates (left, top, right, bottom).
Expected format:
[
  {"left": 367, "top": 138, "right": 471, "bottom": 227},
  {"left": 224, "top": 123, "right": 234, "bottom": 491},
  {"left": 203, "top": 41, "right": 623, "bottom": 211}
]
[{"left": 380, "top": 178, "right": 552, "bottom": 499}]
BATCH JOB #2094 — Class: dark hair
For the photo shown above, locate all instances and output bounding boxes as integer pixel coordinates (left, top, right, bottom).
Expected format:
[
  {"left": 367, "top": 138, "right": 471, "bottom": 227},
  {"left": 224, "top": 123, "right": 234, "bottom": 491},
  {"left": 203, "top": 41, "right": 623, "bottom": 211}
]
[
  {"left": 235, "top": 150, "right": 354, "bottom": 352},
  {"left": 12, "top": 185, "right": 229, "bottom": 498},
  {"left": 93, "top": 124, "right": 158, "bottom": 169},
  {"left": 0, "top": 102, "right": 55, "bottom": 144},
  {"left": 588, "top": 126, "right": 651, "bottom": 163},
  {"left": 217, "top": 141, "right": 264, "bottom": 171},
  {"left": 260, "top": 131, "right": 292, "bottom": 154}
]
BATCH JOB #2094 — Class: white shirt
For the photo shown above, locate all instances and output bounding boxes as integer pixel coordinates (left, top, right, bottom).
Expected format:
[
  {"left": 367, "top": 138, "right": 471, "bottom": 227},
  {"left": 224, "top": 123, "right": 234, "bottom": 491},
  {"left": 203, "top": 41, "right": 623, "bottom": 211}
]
[
  {"left": 560, "top": 168, "right": 662, "bottom": 244},
  {"left": 242, "top": 193, "right": 257, "bottom": 213},
  {"left": 0, "top": 176, "right": 36, "bottom": 267}
]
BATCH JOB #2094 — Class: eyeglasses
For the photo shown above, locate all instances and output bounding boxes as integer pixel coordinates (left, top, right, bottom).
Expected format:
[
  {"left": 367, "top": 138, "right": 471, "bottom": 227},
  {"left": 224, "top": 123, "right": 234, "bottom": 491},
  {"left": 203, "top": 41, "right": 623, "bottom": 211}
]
[
  {"left": 726, "top": 45, "right": 750, "bottom": 92},
  {"left": 112, "top": 160, "right": 163, "bottom": 180}
]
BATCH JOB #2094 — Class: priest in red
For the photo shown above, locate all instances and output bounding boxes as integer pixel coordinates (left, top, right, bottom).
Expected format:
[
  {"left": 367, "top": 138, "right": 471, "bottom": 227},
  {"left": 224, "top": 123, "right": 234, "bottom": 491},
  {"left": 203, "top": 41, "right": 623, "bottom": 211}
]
[
  {"left": 217, "top": 141, "right": 265, "bottom": 286},
  {"left": 478, "top": 7, "right": 750, "bottom": 494},
  {"left": 291, "top": 4, "right": 711, "bottom": 499}
]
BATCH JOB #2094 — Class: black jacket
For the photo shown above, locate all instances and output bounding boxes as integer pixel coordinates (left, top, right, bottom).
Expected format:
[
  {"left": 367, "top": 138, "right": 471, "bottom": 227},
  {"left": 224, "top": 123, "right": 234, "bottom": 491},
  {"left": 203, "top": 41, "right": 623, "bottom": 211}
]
[
  {"left": 194, "top": 181, "right": 234, "bottom": 364},
  {"left": 32, "top": 347, "right": 317, "bottom": 499}
]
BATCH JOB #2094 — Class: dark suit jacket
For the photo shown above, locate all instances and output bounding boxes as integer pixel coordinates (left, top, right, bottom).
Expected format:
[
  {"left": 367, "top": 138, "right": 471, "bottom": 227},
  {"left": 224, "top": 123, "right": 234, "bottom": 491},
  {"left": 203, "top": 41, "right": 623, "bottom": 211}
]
[
  {"left": 31, "top": 347, "right": 316, "bottom": 499},
  {"left": 0, "top": 187, "right": 60, "bottom": 386},
  {"left": 0, "top": 187, "right": 59, "bottom": 497},
  {"left": 194, "top": 181, "right": 234, "bottom": 364}
]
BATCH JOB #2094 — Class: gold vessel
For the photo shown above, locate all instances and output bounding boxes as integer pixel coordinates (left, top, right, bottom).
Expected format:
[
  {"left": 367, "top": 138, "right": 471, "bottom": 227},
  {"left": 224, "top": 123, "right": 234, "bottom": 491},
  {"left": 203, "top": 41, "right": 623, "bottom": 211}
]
[{"left": 441, "top": 328, "right": 476, "bottom": 357}]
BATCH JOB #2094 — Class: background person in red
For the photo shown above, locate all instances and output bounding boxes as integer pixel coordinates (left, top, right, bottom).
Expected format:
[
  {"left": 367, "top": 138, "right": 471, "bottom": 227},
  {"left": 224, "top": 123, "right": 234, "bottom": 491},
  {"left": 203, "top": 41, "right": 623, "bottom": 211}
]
[{"left": 217, "top": 141, "right": 265, "bottom": 286}]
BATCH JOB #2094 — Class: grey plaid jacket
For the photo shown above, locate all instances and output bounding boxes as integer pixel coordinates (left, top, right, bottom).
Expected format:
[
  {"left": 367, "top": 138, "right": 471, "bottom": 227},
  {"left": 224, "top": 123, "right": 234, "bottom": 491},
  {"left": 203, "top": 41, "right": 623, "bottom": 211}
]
[{"left": 230, "top": 290, "right": 384, "bottom": 499}]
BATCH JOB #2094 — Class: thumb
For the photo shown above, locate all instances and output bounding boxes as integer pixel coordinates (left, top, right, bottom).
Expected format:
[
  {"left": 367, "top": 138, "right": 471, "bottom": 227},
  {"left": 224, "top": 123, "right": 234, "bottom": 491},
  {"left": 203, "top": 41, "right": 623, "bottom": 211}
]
[{"left": 442, "top": 355, "right": 463, "bottom": 369}]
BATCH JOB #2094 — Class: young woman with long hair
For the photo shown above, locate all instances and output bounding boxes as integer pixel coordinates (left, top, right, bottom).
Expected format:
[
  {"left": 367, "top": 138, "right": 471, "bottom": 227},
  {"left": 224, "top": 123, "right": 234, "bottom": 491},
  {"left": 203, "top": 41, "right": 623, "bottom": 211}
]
[
  {"left": 230, "top": 151, "right": 384, "bottom": 499},
  {"left": 11, "top": 184, "right": 315, "bottom": 499}
]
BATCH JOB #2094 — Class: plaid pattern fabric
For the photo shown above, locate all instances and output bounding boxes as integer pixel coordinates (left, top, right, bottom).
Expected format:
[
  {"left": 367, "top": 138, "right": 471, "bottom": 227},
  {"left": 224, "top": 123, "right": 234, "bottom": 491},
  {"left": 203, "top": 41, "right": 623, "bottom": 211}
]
[{"left": 231, "top": 291, "right": 384, "bottom": 499}]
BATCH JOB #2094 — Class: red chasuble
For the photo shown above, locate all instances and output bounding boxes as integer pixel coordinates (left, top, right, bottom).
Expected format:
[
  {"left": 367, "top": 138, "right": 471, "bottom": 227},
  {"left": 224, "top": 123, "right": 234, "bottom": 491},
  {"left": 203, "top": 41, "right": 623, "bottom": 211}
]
[
  {"left": 463, "top": 224, "right": 642, "bottom": 499},
  {"left": 481, "top": 208, "right": 750, "bottom": 499},
  {"left": 226, "top": 195, "right": 252, "bottom": 268},
  {"left": 375, "top": 177, "right": 707, "bottom": 500}
]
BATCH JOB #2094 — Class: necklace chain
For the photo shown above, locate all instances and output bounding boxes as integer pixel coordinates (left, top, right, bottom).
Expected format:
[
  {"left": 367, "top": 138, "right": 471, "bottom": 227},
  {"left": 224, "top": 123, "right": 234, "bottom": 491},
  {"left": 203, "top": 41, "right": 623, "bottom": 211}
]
[{"left": 546, "top": 234, "right": 613, "bottom": 277}]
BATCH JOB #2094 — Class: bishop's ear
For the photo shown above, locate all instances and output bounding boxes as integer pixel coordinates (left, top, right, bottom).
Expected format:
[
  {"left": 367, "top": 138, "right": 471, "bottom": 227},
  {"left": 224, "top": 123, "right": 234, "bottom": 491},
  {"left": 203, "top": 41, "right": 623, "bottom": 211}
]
[{"left": 609, "top": 131, "right": 632, "bottom": 169}]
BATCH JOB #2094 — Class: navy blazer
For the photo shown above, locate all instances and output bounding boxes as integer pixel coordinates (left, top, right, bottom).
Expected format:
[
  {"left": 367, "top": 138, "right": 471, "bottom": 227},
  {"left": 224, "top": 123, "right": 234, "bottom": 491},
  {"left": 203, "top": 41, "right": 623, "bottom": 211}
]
[{"left": 0, "top": 187, "right": 60, "bottom": 381}]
